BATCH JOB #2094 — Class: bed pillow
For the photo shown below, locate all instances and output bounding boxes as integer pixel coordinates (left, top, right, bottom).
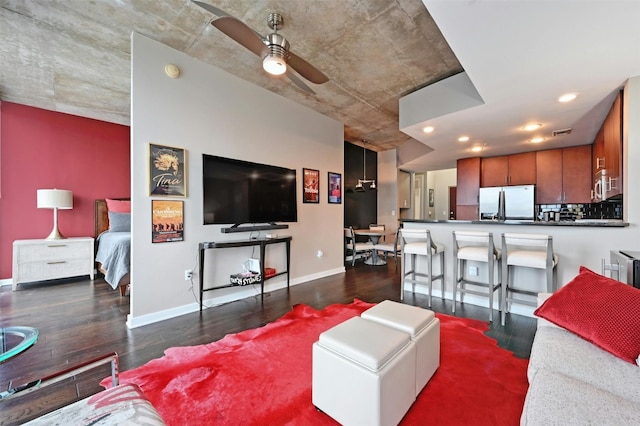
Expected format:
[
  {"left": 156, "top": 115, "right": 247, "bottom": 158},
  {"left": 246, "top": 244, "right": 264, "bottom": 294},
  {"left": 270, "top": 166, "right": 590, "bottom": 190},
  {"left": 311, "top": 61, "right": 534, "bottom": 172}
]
[
  {"left": 108, "top": 212, "right": 131, "bottom": 232},
  {"left": 106, "top": 198, "right": 131, "bottom": 213},
  {"left": 534, "top": 266, "right": 640, "bottom": 365}
]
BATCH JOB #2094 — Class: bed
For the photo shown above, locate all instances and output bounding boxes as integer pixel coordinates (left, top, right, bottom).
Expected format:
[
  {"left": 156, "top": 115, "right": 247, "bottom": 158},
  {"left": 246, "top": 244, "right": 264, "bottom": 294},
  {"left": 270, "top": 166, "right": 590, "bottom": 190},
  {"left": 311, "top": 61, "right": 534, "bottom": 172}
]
[{"left": 94, "top": 199, "right": 131, "bottom": 296}]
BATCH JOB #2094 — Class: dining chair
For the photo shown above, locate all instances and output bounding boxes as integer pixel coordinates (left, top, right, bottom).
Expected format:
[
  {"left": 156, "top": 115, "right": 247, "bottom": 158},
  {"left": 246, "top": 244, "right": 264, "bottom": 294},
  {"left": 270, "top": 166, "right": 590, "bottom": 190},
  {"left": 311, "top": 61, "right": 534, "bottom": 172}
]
[
  {"left": 369, "top": 224, "right": 386, "bottom": 242},
  {"left": 344, "top": 227, "right": 373, "bottom": 266},
  {"left": 373, "top": 227, "right": 401, "bottom": 270}
]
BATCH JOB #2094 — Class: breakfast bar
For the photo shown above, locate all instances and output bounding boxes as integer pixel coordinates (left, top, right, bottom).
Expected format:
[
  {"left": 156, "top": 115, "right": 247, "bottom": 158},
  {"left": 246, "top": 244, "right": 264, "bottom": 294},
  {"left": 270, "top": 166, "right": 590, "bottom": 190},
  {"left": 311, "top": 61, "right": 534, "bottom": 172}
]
[{"left": 400, "top": 219, "right": 630, "bottom": 318}]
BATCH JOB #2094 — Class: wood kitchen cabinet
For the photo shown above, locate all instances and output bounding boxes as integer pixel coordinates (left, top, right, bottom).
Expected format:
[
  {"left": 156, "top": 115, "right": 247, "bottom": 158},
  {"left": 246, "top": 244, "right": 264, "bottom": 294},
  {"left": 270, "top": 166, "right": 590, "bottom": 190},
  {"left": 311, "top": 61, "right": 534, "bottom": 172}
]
[
  {"left": 456, "top": 157, "right": 481, "bottom": 220},
  {"left": 481, "top": 152, "right": 536, "bottom": 187},
  {"left": 536, "top": 145, "right": 592, "bottom": 204},
  {"left": 592, "top": 126, "right": 605, "bottom": 172},
  {"left": 593, "top": 90, "right": 623, "bottom": 198},
  {"left": 605, "top": 91, "right": 623, "bottom": 197}
]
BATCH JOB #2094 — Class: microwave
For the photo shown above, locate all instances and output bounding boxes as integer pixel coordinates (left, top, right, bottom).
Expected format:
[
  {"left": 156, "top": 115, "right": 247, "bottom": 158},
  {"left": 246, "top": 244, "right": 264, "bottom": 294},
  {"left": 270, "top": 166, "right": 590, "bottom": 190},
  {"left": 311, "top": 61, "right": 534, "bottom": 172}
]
[{"left": 604, "top": 250, "right": 640, "bottom": 288}]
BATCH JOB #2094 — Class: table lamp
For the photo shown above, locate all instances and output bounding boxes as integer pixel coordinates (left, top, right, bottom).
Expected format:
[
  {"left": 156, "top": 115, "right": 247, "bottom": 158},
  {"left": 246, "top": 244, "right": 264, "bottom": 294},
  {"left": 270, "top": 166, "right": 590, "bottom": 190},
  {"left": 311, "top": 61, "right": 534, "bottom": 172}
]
[{"left": 37, "top": 189, "right": 73, "bottom": 240}]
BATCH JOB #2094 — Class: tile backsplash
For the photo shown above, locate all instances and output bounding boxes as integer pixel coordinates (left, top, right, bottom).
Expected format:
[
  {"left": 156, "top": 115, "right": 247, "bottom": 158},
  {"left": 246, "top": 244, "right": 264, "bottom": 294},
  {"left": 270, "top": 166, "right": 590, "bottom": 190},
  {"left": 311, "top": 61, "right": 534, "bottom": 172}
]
[{"left": 537, "top": 198, "right": 622, "bottom": 221}]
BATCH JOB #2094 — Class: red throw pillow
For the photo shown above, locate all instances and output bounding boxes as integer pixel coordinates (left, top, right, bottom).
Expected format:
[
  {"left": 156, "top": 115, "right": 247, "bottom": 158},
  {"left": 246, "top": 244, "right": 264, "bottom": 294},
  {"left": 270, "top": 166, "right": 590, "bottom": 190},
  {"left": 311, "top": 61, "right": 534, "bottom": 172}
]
[
  {"left": 534, "top": 266, "right": 640, "bottom": 365},
  {"left": 106, "top": 198, "right": 131, "bottom": 213}
]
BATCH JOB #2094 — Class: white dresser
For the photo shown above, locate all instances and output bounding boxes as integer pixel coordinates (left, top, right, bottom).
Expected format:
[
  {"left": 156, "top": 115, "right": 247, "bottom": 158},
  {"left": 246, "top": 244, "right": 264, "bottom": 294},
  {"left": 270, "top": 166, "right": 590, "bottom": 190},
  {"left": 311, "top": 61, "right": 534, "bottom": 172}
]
[{"left": 12, "top": 237, "right": 95, "bottom": 291}]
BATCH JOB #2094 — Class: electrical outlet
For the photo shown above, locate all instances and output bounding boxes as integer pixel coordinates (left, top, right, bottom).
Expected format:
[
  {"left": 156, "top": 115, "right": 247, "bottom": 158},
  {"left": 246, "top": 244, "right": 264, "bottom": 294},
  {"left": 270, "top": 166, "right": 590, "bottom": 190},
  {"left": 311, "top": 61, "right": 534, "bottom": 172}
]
[
  {"left": 185, "top": 269, "right": 193, "bottom": 281},
  {"left": 469, "top": 266, "right": 479, "bottom": 276}
]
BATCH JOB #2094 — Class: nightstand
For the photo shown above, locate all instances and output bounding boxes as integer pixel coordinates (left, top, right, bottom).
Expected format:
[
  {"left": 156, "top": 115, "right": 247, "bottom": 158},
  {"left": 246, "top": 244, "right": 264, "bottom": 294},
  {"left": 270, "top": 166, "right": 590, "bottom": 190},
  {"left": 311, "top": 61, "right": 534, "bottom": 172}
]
[{"left": 12, "top": 237, "right": 95, "bottom": 291}]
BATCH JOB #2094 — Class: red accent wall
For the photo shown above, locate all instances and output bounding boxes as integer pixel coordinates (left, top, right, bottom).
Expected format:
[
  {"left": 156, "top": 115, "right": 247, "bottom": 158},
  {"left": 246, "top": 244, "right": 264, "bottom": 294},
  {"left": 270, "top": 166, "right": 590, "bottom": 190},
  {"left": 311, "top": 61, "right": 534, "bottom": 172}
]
[{"left": 0, "top": 102, "right": 130, "bottom": 279}]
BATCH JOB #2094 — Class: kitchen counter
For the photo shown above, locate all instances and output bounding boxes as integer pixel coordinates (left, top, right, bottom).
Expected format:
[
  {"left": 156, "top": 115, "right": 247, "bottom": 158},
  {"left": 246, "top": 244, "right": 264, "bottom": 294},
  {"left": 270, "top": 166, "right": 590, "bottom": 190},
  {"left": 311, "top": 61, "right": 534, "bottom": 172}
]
[{"left": 402, "top": 219, "right": 628, "bottom": 227}]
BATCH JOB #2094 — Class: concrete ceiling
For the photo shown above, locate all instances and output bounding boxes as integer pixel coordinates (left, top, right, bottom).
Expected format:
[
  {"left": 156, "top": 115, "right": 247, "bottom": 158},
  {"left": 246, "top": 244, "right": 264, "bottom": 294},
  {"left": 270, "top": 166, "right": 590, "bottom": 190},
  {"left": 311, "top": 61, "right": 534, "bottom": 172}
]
[
  {"left": 0, "top": 0, "right": 461, "bottom": 153},
  {"left": 1, "top": 1, "right": 639, "bottom": 171}
]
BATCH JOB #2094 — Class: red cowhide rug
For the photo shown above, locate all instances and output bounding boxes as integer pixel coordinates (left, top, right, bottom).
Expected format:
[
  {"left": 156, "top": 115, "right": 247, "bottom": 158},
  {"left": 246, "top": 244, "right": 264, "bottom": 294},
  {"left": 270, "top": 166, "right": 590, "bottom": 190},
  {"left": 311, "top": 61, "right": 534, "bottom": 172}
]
[{"left": 103, "top": 300, "right": 528, "bottom": 425}]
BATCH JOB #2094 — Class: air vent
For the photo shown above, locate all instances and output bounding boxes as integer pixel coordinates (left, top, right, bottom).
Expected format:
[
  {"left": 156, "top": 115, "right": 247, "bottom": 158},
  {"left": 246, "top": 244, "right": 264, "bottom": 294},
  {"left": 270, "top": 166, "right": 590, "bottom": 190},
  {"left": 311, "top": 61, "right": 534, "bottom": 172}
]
[{"left": 552, "top": 128, "right": 572, "bottom": 137}]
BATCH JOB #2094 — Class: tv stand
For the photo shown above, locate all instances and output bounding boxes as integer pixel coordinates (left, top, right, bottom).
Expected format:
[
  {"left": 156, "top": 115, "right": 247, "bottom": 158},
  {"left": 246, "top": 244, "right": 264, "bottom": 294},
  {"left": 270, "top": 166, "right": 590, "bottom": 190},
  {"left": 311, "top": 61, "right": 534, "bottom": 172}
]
[
  {"left": 198, "top": 236, "right": 292, "bottom": 311},
  {"left": 221, "top": 223, "right": 289, "bottom": 234}
]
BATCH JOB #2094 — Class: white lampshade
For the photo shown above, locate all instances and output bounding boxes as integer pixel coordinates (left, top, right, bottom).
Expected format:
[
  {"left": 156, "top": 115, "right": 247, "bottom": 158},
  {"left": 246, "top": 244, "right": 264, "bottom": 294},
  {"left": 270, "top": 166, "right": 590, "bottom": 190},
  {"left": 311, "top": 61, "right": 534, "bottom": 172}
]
[
  {"left": 37, "top": 189, "right": 73, "bottom": 210},
  {"left": 37, "top": 189, "right": 73, "bottom": 239}
]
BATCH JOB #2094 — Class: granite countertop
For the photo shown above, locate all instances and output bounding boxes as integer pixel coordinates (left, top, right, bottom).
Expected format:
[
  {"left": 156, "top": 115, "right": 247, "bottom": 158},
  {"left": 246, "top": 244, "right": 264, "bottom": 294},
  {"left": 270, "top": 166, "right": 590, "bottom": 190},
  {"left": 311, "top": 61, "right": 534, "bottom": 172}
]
[{"left": 402, "top": 219, "right": 628, "bottom": 227}]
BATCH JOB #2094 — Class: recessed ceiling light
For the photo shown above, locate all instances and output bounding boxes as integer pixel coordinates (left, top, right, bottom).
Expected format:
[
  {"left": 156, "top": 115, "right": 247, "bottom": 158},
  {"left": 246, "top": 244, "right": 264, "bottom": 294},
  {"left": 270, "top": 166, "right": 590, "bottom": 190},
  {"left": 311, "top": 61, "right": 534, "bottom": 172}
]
[
  {"left": 558, "top": 93, "right": 577, "bottom": 103},
  {"left": 523, "top": 123, "right": 542, "bottom": 131},
  {"left": 458, "top": 136, "right": 470, "bottom": 142},
  {"left": 422, "top": 126, "right": 434, "bottom": 133},
  {"left": 470, "top": 146, "right": 483, "bottom": 152},
  {"left": 530, "top": 137, "right": 546, "bottom": 143}
]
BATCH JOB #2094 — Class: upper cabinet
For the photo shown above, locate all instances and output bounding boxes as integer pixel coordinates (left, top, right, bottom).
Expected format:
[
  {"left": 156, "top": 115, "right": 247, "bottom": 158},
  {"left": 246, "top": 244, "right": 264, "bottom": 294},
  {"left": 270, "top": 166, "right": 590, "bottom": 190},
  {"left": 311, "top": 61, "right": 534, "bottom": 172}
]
[
  {"left": 593, "top": 90, "right": 623, "bottom": 199},
  {"left": 481, "top": 152, "right": 536, "bottom": 187},
  {"left": 398, "top": 170, "right": 411, "bottom": 209},
  {"left": 456, "top": 157, "right": 481, "bottom": 220},
  {"left": 536, "top": 145, "right": 592, "bottom": 204}
]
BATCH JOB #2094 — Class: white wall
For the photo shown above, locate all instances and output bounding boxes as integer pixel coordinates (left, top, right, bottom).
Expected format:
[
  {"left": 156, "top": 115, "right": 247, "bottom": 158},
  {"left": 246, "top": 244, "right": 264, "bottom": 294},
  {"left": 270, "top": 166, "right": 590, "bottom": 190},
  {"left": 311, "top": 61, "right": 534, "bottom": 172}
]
[
  {"left": 426, "top": 168, "right": 456, "bottom": 220},
  {"left": 128, "top": 34, "right": 344, "bottom": 327}
]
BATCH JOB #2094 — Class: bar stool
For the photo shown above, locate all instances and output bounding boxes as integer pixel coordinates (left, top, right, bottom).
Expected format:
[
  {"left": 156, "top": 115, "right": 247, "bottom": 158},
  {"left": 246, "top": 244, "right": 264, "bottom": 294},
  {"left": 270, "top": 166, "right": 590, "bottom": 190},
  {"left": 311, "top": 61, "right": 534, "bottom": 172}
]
[
  {"left": 452, "top": 231, "right": 502, "bottom": 322},
  {"left": 501, "top": 233, "right": 558, "bottom": 326},
  {"left": 400, "top": 228, "right": 445, "bottom": 306}
]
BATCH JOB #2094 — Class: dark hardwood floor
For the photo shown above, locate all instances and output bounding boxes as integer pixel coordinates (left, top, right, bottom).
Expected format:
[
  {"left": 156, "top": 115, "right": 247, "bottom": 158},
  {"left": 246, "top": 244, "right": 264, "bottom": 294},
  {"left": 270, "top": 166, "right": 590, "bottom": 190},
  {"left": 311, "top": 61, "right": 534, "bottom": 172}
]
[{"left": 0, "top": 261, "right": 536, "bottom": 425}]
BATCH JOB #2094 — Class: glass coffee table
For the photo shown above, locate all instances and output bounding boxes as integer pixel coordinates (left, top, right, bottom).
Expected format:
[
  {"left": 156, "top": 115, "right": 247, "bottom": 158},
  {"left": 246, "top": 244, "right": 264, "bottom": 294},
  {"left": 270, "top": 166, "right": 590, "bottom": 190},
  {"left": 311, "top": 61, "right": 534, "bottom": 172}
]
[{"left": 0, "top": 326, "right": 39, "bottom": 363}]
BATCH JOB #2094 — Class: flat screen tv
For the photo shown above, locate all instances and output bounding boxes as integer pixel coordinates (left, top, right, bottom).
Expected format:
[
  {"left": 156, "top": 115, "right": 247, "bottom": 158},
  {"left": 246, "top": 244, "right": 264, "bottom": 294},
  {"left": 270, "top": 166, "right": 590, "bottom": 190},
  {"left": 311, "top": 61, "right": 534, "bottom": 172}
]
[{"left": 202, "top": 154, "right": 297, "bottom": 225}]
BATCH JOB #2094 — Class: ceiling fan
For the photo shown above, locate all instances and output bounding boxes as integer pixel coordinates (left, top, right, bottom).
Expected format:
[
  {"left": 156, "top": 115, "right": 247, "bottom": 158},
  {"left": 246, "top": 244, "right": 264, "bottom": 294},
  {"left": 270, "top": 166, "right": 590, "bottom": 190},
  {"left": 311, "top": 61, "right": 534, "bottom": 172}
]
[{"left": 192, "top": 1, "right": 329, "bottom": 94}]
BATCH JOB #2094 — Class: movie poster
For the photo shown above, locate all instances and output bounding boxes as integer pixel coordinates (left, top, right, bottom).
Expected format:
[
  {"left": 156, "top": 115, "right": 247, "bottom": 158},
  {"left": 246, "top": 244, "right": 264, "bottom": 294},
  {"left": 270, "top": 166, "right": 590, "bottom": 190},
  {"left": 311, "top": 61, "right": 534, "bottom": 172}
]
[
  {"left": 303, "top": 168, "right": 319, "bottom": 203},
  {"left": 152, "top": 200, "right": 184, "bottom": 243},
  {"left": 148, "top": 143, "right": 186, "bottom": 196},
  {"left": 328, "top": 172, "right": 342, "bottom": 204}
]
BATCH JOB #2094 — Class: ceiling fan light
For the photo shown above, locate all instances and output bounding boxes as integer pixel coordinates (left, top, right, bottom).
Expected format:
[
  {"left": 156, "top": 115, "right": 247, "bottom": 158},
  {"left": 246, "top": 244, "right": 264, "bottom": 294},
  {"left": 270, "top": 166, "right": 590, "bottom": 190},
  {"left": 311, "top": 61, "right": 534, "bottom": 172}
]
[{"left": 263, "top": 54, "right": 287, "bottom": 75}]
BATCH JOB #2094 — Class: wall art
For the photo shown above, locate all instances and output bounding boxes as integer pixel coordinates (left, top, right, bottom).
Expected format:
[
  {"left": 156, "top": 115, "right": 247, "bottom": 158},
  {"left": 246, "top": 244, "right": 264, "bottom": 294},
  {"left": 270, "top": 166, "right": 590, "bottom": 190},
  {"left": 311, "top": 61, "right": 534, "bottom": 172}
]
[
  {"left": 149, "top": 143, "right": 186, "bottom": 196},
  {"left": 303, "top": 168, "right": 320, "bottom": 203},
  {"left": 152, "top": 200, "right": 184, "bottom": 243},
  {"left": 328, "top": 171, "right": 342, "bottom": 204}
]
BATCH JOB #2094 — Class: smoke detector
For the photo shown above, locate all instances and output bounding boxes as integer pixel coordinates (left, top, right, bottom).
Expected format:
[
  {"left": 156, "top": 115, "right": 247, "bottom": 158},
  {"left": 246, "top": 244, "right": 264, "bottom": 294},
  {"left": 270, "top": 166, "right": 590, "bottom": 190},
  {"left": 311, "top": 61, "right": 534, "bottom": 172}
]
[{"left": 552, "top": 128, "right": 572, "bottom": 137}]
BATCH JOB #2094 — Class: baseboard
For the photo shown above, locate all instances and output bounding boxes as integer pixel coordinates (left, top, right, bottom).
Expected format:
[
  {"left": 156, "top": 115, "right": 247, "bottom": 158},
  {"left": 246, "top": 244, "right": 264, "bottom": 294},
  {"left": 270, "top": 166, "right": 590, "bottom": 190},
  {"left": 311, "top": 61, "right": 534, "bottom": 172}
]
[
  {"left": 126, "top": 267, "right": 347, "bottom": 329},
  {"left": 0, "top": 278, "right": 13, "bottom": 287}
]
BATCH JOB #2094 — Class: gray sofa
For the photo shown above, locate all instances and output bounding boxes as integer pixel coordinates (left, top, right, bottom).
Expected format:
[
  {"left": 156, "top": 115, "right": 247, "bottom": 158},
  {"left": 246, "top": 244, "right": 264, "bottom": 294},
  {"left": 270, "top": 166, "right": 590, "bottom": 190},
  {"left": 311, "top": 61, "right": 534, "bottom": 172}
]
[{"left": 520, "top": 294, "right": 640, "bottom": 425}]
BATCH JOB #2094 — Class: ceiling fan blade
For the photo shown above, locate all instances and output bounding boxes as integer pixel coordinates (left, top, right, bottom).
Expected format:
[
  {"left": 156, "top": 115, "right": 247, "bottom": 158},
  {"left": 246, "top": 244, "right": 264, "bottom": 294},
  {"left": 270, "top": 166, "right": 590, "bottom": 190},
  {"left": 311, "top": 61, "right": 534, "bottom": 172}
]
[
  {"left": 286, "top": 70, "right": 316, "bottom": 94},
  {"left": 211, "top": 16, "right": 268, "bottom": 57},
  {"left": 287, "top": 52, "right": 329, "bottom": 84},
  {"left": 191, "top": 1, "right": 231, "bottom": 18}
]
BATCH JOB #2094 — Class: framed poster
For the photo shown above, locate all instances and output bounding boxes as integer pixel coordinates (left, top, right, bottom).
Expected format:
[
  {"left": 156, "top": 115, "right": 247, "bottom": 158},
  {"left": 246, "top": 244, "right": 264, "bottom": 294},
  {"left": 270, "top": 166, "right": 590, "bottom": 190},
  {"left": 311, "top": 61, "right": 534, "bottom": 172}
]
[
  {"left": 149, "top": 143, "right": 186, "bottom": 196},
  {"left": 152, "top": 200, "right": 184, "bottom": 243},
  {"left": 429, "top": 188, "right": 435, "bottom": 207},
  {"left": 328, "top": 171, "right": 342, "bottom": 204},
  {"left": 303, "top": 168, "right": 320, "bottom": 203}
]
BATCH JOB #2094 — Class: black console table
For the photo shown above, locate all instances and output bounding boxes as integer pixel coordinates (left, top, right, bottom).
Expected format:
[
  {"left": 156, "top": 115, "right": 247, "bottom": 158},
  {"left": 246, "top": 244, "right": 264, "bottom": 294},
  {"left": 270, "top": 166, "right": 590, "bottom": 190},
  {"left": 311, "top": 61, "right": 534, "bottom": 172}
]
[{"left": 198, "top": 236, "right": 292, "bottom": 311}]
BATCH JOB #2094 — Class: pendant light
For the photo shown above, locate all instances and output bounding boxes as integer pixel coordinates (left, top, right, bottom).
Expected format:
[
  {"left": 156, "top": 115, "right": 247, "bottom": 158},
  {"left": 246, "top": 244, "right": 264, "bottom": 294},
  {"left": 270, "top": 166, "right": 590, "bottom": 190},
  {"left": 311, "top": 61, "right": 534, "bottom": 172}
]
[{"left": 355, "top": 140, "right": 376, "bottom": 192}]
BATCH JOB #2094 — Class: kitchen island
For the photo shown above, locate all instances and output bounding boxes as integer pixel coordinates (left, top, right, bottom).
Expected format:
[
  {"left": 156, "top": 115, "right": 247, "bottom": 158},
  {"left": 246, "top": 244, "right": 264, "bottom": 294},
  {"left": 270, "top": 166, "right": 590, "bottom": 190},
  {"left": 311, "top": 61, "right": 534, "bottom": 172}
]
[{"left": 400, "top": 219, "right": 631, "bottom": 319}]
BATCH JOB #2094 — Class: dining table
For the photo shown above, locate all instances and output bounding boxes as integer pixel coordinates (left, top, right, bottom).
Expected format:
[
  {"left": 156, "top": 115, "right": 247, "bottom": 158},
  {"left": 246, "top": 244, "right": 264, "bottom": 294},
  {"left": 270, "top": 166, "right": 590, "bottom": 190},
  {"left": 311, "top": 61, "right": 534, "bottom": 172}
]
[{"left": 353, "top": 229, "right": 386, "bottom": 265}]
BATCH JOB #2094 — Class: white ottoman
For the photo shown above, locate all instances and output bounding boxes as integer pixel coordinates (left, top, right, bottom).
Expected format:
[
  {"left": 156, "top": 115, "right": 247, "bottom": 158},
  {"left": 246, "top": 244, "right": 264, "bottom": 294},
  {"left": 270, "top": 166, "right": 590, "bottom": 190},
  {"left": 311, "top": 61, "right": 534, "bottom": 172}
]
[
  {"left": 312, "top": 316, "right": 416, "bottom": 426},
  {"left": 361, "top": 300, "right": 440, "bottom": 396}
]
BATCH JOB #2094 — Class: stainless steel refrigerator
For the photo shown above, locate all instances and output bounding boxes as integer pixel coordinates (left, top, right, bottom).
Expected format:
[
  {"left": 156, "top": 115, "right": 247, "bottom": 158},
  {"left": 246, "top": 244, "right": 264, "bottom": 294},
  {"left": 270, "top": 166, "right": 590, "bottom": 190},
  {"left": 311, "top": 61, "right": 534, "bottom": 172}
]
[{"left": 478, "top": 185, "right": 535, "bottom": 220}]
